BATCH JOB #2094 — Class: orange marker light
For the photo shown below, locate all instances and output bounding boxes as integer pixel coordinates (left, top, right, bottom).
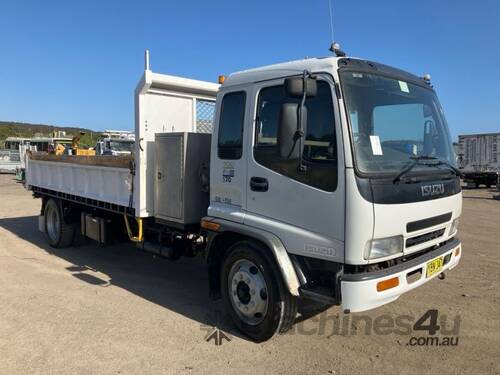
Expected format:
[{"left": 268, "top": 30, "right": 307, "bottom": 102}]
[
  {"left": 377, "top": 277, "right": 399, "bottom": 292},
  {"left": 454, "top": 246, "right": 461, "bottom": 257},
  {"left": 201, "top": 220, "right": 220, "bottom": 232},
  {"left": 218, "top": 75, "right": 226, "bottom": 84}
]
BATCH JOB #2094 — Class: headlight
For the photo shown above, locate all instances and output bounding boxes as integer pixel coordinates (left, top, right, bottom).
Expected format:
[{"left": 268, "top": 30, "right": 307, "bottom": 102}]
[
  {"left": 364, "top": 235, "right": 403, "bottom": 260},
  {"left": 449, "top": 218, "right": 459, "bottom": 237}
]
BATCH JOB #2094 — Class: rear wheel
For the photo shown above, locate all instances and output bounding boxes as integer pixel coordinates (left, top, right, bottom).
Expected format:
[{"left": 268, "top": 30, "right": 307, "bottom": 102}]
[
  {"left": 221, "top": 241, "right": 297, "bottom": 342},
  {"left": 44, "top": 199, "right": 75, "bottom": 248}
]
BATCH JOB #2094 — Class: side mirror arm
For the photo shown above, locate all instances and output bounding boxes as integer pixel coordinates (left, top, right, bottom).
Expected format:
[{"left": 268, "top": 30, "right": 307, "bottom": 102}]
[{"left": 297, "top": 70, "right": 310, "bottom": 172}]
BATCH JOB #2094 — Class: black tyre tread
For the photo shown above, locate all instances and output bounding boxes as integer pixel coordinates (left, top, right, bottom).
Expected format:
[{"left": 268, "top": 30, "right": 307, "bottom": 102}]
[
  {"left": 278, "top": 292, "right": 298, "bottom": 334},
  {"left": 221, "top": 240, "right": 297, "bottom": 341},
  {"left": 59, "top": 219, "right": 76, "bottom": 248}
]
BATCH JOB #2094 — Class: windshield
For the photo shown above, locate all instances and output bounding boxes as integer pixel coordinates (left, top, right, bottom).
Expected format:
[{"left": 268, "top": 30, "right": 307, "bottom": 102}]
[
  {"left": 109, "top": 140, "right": 134, "bottom": 152},
  {"left": 340, "top": 71, "right": 455, "bottom": 176}
]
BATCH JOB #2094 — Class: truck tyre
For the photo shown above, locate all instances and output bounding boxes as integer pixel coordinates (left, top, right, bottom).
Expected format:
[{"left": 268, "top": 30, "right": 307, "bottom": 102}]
[
  {"left": 221, "top": 241, "right": 297, "bottom": 342},
  {"left": 44, "top": 199, "right": 75, "bottom": 248}
]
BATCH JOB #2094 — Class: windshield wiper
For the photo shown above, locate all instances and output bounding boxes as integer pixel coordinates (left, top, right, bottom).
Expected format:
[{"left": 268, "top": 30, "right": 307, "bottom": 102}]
[
  {"left": 393, "top": 155, "right": 436, "bottom": 184},
  {"left": 433, "top": 160, "right": 463, "bottom": 178},
  {"left": 393, "top": 155, "right": 455, "bottom": 184}
]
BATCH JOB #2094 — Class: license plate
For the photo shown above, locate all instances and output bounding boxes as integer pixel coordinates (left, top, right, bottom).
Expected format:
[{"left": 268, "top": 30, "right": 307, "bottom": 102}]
[{"left": 426, "top": 257, "right": 443, "bottom": 278}]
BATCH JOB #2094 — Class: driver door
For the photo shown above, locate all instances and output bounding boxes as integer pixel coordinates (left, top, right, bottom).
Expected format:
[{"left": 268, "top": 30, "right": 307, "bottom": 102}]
[{"left": 244, "top": 74, "right": 345, "bottom": 261}]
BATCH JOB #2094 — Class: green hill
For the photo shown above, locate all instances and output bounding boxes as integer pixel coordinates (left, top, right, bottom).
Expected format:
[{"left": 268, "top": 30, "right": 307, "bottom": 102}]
[{"left": 0, "top": 121, "right": 100, "bottom": 148}]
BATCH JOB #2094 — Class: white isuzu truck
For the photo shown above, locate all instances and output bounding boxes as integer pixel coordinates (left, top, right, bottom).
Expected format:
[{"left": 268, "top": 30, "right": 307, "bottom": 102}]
[{"left": 25, "top": 49, "right": 462, "bottom": 341}]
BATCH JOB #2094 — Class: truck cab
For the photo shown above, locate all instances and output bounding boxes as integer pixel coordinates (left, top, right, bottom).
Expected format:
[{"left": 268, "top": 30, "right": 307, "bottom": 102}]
[
  {"left": 205, "top": 56, "right": 461, "bottom": 335},
  {"left": 95, "top": 131, "right": 135, "bottom": 156}
]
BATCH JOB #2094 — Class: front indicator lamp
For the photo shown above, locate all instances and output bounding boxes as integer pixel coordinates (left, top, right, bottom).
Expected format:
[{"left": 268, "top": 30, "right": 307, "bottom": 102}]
[
  {"left": 377, "top": 277, "right": 400, "bottom": 292},
  {"left": 449, "top": 218, "right": 459, "bottom": 237}
]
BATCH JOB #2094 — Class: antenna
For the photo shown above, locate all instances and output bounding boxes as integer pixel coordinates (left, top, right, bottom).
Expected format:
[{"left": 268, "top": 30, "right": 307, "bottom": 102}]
[
  {"left": 327, "top": 0, "right": 346, "bottom": 57},
  {"left": 328, "top": 0, "right": 334, "bottom": 45},
  {"left": 144, "top": 49, "right": 150, "bottom": 71}
]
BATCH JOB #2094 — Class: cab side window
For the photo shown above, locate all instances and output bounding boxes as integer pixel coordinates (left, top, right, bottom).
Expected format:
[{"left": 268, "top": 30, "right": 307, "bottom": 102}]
[
  {"left": 218, "top": 91, "right": 246, "bottom": 160},
  {"left": 254, "top": 81, "right": 338, "bottom": 191}
]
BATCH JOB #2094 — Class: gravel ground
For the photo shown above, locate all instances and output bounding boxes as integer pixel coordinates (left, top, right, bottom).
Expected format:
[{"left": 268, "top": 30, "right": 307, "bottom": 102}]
[{"left": 0, "top": 174, "right": 499, "bottom": 374}]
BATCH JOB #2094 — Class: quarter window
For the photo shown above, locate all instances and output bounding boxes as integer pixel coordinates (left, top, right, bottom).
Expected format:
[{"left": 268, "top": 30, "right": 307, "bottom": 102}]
[{"left": 218, "top": 91, "right": 246, "bottom": 160}]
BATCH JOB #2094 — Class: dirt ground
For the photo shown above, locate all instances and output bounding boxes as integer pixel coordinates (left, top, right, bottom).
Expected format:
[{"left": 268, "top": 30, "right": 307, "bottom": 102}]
[{"left": 0, "top": 174, "right": 499, "bottom": 375}]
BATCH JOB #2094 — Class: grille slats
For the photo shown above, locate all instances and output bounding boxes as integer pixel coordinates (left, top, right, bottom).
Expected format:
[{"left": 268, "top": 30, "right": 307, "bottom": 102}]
[{"left": 406, "top": 228, "right": 445, "bottom": 248}]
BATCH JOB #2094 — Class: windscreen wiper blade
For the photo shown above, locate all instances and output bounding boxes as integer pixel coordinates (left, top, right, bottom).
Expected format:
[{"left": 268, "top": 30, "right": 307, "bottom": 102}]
[
  {"left": 393, "top": 156, "right": 462, "bottom": 184},
  {"left": 434, "top": 160, "right": 463, "bottom": 177},
  {"left": 393, "top": 155, "right": 438, "bottom": 184}
]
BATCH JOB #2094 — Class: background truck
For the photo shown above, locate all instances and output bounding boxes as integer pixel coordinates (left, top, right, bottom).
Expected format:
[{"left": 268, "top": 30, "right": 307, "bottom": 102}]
[
  {"left": 95, "top": 130, "right": 135, "bottom": 156},
  {"left": 456, "top": 133, "right": 500, "bottom": 188},
  {"left": 25, "top": 50, "right": 463, "bottom": 341},
  {"left": 0, "top": 137, "right": 30, "bottom": 174}
]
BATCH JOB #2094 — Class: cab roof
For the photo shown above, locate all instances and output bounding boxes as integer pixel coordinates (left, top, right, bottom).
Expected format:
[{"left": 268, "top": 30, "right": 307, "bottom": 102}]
[
  {"left": 222, "top": 57, "right": 341, "bottom": 88},
  {"left": 222, "top": 56, "right": 428, "bottom": 89}
]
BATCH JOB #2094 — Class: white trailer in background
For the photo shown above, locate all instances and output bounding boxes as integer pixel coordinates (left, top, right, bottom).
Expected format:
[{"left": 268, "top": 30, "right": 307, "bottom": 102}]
[
  {"left": 457, "top": 133, "right": 500, "bottom": 188},
  {"left": 26, "top": 49, "right": 463, "bottom": 341}
]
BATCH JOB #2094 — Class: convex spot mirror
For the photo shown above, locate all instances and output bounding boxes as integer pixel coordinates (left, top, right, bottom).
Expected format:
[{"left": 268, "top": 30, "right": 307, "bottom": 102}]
[{"left": 284, "top": 77, "right": 318, "bottom": 98}]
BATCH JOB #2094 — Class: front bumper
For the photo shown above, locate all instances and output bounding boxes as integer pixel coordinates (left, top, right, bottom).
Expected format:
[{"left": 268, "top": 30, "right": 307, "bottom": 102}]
[{"left": 341, "top": 238, "right": 461, "bottom": 312}]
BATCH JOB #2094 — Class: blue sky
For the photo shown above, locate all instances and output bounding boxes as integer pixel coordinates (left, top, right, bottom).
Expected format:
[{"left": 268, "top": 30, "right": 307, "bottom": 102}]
[{"left": 0, "top": 0, "right": 498, "bottom": 140}]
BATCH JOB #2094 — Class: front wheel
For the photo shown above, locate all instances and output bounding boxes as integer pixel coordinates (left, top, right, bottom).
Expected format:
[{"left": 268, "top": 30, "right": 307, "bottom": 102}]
[{"left": 221, "top": 241, "right": 297, "bottom": 342}]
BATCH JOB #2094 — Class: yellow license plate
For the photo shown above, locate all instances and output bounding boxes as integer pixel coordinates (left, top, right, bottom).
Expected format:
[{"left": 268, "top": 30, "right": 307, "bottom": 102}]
[{"left": 426, "top": 257, "right": 443, "bottom": 278}]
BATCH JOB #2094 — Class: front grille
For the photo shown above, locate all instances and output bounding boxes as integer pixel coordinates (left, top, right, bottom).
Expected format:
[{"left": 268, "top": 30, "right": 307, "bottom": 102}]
[
  {"left": 406, "top": 228, "right": 445, "bottom": 248},
  {"left": 406, "top": 213, "right": 451, "bottom": 233}
]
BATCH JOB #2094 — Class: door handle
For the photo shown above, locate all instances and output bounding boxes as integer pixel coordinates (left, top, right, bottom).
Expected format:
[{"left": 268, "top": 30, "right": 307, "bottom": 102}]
[{"left": 250, "top": 177, "right": 268, "bottom": 192}]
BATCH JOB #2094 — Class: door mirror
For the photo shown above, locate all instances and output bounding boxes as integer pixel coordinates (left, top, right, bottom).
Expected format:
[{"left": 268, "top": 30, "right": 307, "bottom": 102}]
[
  {"left": 284, "top": 77, "right": 317, "bottom": 98},
  {"left": 423, "top": 119, "right": 436, "bottom": 155},
  {"left": 277, "top": 103, "right": 307, "bottom": 159}
]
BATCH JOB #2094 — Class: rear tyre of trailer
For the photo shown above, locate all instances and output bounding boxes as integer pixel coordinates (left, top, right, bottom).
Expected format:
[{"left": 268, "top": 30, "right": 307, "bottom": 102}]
[
  {"left": 44, "top": 198, "right": 75, "bottom": 248},
  {"left": 221, "top": 240, "right": 297, "bottom": 342}
]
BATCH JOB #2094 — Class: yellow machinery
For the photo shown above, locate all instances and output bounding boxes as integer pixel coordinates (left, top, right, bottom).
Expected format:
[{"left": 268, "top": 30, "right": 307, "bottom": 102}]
[
  {"left": 69, "top": 132, "right": 96, "bottom": 156},
  {"left": 74, "top": 149, "right": 96, "bottom": 156}
]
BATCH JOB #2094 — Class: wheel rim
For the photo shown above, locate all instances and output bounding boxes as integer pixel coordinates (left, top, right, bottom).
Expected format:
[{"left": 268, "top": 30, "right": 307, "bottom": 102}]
[
  {"left": 46, "top": 204, "right": 60, "bottom": 243},
  {"left": 228, "top": 259, "right": 268, "bottom": 325}
]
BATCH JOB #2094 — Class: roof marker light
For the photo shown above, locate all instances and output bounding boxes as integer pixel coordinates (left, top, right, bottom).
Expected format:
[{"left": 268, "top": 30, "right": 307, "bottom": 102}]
[{"left": 329, "top": 42, "right": 346, "bottom": 57}]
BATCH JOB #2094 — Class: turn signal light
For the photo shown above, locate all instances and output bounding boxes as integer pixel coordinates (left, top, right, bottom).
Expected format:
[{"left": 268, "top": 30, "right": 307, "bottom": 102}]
[
  {"left": 454, "top": 246, "right": 461, "bottom": 257},
  {"left": 218, "top": 75, "right": 226, "bottom": 84},
  {"left": 201, "top": 220, "right": 220, "bottom": 231},
  {"left": 377, "top": 277, "right": 399, "bottom": 292}
]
